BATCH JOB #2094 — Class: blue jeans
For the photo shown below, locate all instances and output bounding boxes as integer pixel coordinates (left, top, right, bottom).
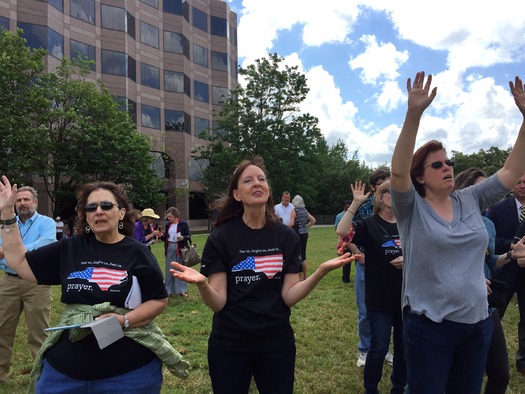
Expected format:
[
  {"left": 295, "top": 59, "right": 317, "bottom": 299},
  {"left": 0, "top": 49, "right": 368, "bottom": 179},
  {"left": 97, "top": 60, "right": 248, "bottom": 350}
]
[
  {"left": 36, "top": 357, "right": 162, "bottom": 393},
  {"left": 355, "top": 262, "right": 370, "bottom": 352},
  {"left": 364, "top": 309, "right": 406, "bottom": 394},
  {"left": 403, "top": 307, "right": 493, "bottom": 394}
]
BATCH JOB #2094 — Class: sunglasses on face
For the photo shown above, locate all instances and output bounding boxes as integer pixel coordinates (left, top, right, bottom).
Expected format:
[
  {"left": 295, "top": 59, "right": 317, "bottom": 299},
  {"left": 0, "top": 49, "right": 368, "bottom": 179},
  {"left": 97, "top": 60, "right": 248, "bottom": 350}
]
[
  {"left": 83, "top": 201, "right": 119, "bottom": 212},
  {"left": 424, "top": 159, "right": 456, "bottom": 170}
]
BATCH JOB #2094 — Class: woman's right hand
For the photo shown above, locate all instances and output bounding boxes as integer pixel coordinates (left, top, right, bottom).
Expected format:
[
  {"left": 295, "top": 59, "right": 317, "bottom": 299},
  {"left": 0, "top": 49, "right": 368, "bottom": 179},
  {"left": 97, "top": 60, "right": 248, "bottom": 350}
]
[
  {"left": 350, "top": 180, "right": 370, "bottom": 206},
  {"left": 0, "top": 175, "right": 16, "bottom": 213},
  {"left": 170, "top": 262, "right": 206, "bottom": 285}
]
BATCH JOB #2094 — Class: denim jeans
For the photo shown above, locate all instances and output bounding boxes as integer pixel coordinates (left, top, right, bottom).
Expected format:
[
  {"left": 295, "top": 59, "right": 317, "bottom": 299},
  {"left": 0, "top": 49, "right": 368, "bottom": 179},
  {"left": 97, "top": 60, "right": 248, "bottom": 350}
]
[
  {"left": 355, "top": 262, "right": 370, "bottom": 352},
  {"left": 403, "top": 307, "right": 493, "bottom": 394},
  {"left": 364, "top": 309, "right": 406, "bottom": 394},
  {"left": 36, "top": 357, "right": 163, "bottom": 394}
]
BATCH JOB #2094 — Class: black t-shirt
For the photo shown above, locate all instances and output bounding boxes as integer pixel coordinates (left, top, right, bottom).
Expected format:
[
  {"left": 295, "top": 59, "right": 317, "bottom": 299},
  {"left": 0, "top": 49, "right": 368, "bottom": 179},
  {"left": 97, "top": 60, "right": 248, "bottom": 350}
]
[
  {"left": 200, "top": 217, "right": 301, "bottom": 350},
  {"left": 26, "top": 235, "right": 168, "bottom": 380},
  {"left": 352, "top": 215, "right": 403, "bottom": 312}
]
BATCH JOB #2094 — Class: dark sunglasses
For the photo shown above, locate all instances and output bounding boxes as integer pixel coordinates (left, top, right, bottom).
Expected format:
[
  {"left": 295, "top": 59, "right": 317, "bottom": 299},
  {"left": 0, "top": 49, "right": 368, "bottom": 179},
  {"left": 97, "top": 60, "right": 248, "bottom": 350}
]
[
  {"left": 83, "top": 201, "right": 119, "bottom": 212},
  {"left": 424, "top": 159, "right": 456, "bottom": 170}
]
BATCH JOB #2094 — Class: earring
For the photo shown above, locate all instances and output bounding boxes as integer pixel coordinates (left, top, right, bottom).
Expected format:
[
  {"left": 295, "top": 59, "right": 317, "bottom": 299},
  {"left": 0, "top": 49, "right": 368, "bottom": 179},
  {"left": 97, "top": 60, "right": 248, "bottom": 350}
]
[
  {"left": 118, "top": 220, "right": 124, "bottom": 230},
  {"left": 85, "top": 226, "right": 91, "bottom": 233}
]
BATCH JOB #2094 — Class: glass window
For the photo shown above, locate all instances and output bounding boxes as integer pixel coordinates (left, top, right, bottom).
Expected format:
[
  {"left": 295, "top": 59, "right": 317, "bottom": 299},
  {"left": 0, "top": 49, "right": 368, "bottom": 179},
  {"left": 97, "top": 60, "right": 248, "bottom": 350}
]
[
  {"left": 211, "top": 16, "right": 227, "bottom": 37},
  {"left": 18, "top": 22, "right": 47, "bottom": 50},
  {"left": 116, "top": 97, "right": 137, "bottom": 124},
  {"left": 71, "top": 0, "right": 95, "bottom": 24},
  {"left": 182, "top": 2, "right": 189, "bottom": 22},
  {"left": 101, "top": 5, "right": 126, "bottom": 31},
  {"left": 193, "top": 44, "right": 208, "bottom": 67},
  {"left": 231, "top": 26, "right": 237, "bottom": 46},
  {"left": 48, "top": 28, "right": 64, "bottom": 59},
  {"left": 164, "top": 0, "right": 182, "bottom": 15},
  {"left": 127, "top": 12, "right": 135, "bottom": 39},
  {"left": 212, "top": 86, "right": 229, "bottom": 105},
  {"left": 128, "top": 56, "right": 136, "bottom": 82},
  {"left": 48, "top": 0, "right": 63, "bottom": 11},
  {"left": 212, "top": 120, "right": 226, "bottom": 137},
  {"left": 140, "top": 21, "right": 159, "bottom": 48},
  {"left": 194, "top": 117, "right": 209, "bottom": 137},
  {"left": 164, "top": 70, "right": 184, "bottom": 93},
  {"left": 0, "top": 16, "right": 9, "bottom": 30},
  {"left": 164, "top": 31, "right": 183, "bottom": 54},
  {"left": 194, "top": 80, "right": 209, "bottom": 103},
  {"left": 101, "top": 49, "right": 126, "bottom": 76},
  {"left": 70, "top": 39, "right": 95, "bottom": 70},
  {"left": 140, "top": 0, "right": 158, "bottom": 8},
  {"left": 192, "top": 7, "right": 207, "bottom": 32},
  {"left": 184, "top": 74, "right": 191, "bottom": 97},
  {"left": 211, "top": 51, "right": 228, "bottom": 72},
  {"left": 165, "top": 110, "right": 191, "bottom": 134},
  {"left": 141, "top": 63, "right": 160, "bottom": 89},
  {"left": 142, "top": 104, "right": 160, "bottom": 129}
]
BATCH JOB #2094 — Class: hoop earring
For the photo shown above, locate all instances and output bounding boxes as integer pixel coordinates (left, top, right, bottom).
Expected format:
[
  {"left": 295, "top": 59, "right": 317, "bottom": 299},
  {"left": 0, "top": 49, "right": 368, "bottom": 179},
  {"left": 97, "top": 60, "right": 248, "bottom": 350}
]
[
  {"left": 85, "top": 226, "right": 91, "bottom": 233},
  {"left": 118, "top": 220, "right": 124, "bottom": 230}
]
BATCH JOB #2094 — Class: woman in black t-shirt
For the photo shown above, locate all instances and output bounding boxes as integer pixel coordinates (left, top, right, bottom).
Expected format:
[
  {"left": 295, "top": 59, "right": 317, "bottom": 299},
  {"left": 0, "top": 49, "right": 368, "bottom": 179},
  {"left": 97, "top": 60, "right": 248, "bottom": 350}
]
[
  {"left": 0, "top": 176, "right": 187, "bottom": 393},
  {"left": 170, "top": 156, "right": 358, "bottom": 394}
]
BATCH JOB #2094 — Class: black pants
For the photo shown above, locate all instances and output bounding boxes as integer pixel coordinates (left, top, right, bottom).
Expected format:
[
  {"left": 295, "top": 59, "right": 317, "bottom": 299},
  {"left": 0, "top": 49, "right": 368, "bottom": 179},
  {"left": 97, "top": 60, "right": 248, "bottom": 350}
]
[
  {"left": 208, "top": 341, "right": 296, "bottom": 394},
  {"left": 342, "top": 262, "right": 352, "bottom": 282},
  {"left": 485, "top": 310, "right": 510, "bottom": 394}
]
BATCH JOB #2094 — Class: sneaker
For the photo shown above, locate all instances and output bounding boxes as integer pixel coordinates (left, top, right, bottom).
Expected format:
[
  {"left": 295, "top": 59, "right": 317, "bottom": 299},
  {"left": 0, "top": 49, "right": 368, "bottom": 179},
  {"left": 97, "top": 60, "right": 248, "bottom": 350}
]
[
  {"left": 385, "top": 351, "right": 394, "bottom": 366},
  {"left": 356, "top": 352, "right": 367, "bottom": 368}
]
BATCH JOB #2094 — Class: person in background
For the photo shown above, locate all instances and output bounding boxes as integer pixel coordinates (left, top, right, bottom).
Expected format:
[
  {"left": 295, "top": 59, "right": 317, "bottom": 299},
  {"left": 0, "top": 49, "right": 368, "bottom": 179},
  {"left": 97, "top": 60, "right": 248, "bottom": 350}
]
[
  {"left": 0, "top": 176, "right": 188, "bottom": 392},
  {"left": 169, "top": 157, "right": 359, "bottom": 394},
  {"left": 0, "top": 186, "right": 56, "bottom": 384},
  {"left": 348, "top": 168, "right": 392, "bottom": 368},
  {"left": 453, "top": 168, "right": 525, "bottom": 393},
  {"left": 55, "top": 216, "right": 64, "bottom": 240},
  {"left": 163, "top": 207, "right": 190, "bottom": 297},
  {"left": 337, "top": 181, "right": 406, "bottom": 394},
  {"left": 487, "top": 173, "right": 525, "bottom": 375},
  {"left": 390, "top": 71, "right": 525, "bottom": 393},
  {"left": 335, "top": 200, "right": 352, "bottom": 283},
  {"left": 291, "top": 195, "right": 316, "bottom": 280},
  {"left": 133, "top": 208, "right": 162, "bottom": 249},
  {"left": 274, "top": 191, "right": 296, "bottom": 227}
]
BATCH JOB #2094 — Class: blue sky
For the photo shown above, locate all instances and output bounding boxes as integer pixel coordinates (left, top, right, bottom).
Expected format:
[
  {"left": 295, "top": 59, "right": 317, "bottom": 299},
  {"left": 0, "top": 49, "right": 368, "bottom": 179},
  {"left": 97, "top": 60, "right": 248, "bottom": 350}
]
[{"left": 226, "top": 0, "right": 525, "bottom": 166}]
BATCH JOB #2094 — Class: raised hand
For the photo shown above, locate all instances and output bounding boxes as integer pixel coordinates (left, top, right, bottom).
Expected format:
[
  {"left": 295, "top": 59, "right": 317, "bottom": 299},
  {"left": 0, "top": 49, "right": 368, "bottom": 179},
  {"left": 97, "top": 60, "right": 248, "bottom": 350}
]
[
  {"left": 0, "top": 175, "right": 17, "bottom": 213},
  {"left": 509, "top": 76, "right": 525, "bottom": 117},
  {"left": 351, "top": 180, "right": 370, "bottom": 206},
  {"left": 170, "top": 261, "right": 206, "bottom": 285},
  {"left": 406, "top": 71, "right": 438, "bottom": 115}
]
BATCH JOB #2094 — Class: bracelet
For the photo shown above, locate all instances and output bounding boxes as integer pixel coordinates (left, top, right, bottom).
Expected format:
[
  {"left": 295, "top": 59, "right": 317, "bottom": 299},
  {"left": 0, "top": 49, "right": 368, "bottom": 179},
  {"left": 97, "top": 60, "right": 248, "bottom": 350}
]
[
  {"left": 506, "top": 250, "right": 516, "bottom": 262},
  {"left": 346, "top": 209, "right": 356, "bottom": 216},
  {"left": 0, "top": 217, "right": 17, "bottom": 225},
  {"left": 0, "top": 223, "right": 18, "bottom": 233}
]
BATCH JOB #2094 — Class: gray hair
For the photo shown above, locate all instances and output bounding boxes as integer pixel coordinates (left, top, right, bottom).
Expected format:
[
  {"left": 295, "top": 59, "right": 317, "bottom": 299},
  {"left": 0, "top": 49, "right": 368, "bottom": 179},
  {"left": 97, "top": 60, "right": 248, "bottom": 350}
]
[
  {"left": 17, "top": 186, "right": 38, "bottom": 200},
  {"left": 291, "top": 195, "right": 305, "bottom": 209}
]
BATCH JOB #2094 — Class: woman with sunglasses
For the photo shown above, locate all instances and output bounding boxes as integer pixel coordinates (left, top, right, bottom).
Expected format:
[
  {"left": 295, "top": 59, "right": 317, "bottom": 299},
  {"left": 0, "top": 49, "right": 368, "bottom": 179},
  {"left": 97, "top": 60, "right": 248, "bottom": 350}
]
[
  {"left": 169, "top": 156, "right": 358, "bottom": 393},
  {"left": 0, "top": 177, "right": 188, "bottom": 393},
  {"left": 390, "top": 71, "right": 525, "bottom": 393}
]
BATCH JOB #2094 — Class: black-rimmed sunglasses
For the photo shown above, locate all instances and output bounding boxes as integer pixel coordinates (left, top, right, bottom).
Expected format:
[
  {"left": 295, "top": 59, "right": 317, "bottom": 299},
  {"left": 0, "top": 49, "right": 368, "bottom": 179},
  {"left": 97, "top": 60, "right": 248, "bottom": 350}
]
[
  {"left": 83, "top": 201, "right": 119, "bottom": 212},
  {"left": 424, "top": 159, "right": 456, "bottom": 170}
]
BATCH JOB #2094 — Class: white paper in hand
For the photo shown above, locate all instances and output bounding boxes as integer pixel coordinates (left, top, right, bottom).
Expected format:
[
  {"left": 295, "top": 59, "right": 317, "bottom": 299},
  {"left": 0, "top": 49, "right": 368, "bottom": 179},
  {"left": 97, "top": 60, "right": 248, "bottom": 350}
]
[
  {"left": 125, "top": 275, "right": 142, "bottom": 309},
  {"left": 82, "top": 316, "right": 124, "bottom": 349}
]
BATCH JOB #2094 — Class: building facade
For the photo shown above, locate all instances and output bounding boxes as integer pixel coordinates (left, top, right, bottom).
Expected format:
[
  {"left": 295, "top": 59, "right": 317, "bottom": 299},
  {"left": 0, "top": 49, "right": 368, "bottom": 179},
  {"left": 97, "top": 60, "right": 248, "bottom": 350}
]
[{"left": 0, "top": 0, "right": 237, "bottom": 227}]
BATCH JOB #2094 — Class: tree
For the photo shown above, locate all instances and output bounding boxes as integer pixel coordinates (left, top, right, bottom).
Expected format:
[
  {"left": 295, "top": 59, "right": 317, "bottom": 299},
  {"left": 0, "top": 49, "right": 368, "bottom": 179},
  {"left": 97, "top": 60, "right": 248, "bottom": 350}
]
[
  {"left": 452, "top": 146, "right": 511, "bottom": 176},
  {"left": 26, "top": 57, "right": 165, "bottom": 216},
  {"left": 0, "top": 29, "right": 47, "bottom": 182},
  {"left": 197, "top": 53, "right": 326, "bottom": 205}
]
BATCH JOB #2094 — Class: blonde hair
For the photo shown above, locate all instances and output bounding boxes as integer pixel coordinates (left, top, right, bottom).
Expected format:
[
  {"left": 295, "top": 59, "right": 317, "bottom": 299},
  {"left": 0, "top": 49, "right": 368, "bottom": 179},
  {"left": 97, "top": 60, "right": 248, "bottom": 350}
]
[{"left": 373, "top": 180, "right": 391, "bottom": 215}]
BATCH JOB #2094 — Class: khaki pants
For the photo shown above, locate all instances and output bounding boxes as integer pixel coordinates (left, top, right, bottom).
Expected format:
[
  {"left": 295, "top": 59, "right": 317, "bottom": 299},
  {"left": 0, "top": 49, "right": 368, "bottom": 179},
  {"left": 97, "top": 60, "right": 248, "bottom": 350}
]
[{"left": 0, "top": 273, "right": 52, "bottom": 382}]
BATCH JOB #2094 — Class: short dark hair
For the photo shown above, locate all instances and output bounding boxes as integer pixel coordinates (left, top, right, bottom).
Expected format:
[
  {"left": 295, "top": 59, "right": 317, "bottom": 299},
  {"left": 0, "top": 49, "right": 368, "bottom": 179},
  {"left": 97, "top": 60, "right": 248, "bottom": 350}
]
[
  {"left": 369, "top": 168, "right": 391, "bottom": 187},
  {"left": 410, "top": 140, "right": 446, "bottom": 197}
]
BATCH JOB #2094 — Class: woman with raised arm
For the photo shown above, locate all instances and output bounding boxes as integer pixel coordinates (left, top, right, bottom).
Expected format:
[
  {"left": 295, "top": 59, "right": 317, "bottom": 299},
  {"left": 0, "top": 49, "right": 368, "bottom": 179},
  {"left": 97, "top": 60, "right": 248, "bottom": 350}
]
[
  {"left": 389, "top": 71, "right": 525, "bottom": 393},
  {"left": 0, "top": 176, "right": 188, "bottom": 394},
  {"left": 170, "top": 156, "right": 358, "bottom": 394}
]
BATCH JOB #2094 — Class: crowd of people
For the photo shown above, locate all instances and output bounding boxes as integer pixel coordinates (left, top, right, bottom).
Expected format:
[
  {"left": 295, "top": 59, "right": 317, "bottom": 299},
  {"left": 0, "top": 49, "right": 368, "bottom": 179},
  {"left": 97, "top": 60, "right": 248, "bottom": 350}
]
[{"left": 2, "top": 70, "right": 525, "bottom": 393}]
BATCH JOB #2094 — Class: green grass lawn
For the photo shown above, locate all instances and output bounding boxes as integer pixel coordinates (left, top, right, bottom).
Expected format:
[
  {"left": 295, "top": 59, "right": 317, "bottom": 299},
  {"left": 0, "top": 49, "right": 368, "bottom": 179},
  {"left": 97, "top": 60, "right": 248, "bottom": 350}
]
[{"left": 4, "top": 227, "right": 525, "bottom": 393}]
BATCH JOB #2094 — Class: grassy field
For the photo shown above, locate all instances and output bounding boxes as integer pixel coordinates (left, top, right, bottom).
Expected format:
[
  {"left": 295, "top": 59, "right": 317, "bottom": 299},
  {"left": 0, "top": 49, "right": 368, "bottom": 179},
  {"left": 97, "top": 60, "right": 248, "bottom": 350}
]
[{"left": 4, "top": 226, "right": 525, "bottom": 393}]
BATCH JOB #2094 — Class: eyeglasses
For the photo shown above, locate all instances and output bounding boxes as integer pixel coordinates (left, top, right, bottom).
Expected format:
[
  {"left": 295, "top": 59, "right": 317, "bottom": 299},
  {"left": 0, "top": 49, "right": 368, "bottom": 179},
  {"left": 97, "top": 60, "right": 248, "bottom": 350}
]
[
  {"left": 83, "top": 201, "right": 119, "bottom": 212},
  {"left": 424, "top": 159, "right": 456, "bottom": 170}
]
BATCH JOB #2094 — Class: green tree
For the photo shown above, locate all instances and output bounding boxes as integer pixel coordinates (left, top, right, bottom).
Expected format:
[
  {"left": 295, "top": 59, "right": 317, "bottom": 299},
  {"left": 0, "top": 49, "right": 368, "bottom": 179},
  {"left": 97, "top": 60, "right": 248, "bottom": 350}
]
[
  {"left": 0, "top": 29, "right": 47, "bottom": 182},
  {"left": 197, "top": 53, "right": 326, "bottom": 205},
  {"left": 452, "top": 146, "right": 511, "bottom": 176}
]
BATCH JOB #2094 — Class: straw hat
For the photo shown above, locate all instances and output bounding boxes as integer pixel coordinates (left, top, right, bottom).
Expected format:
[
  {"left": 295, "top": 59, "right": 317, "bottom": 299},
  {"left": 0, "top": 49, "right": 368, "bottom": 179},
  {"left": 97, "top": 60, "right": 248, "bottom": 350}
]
[{"left": 140, "top": 208, "right": 160, "bottom": 219}]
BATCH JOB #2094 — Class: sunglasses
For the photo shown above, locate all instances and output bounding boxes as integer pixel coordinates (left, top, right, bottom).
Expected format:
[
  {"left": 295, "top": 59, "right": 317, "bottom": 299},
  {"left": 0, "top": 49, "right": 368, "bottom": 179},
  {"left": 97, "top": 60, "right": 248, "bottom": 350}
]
[
  {"left": 424, "top": 159, "right": 456, "bottom": 170},
  {"left": 83, "top": 201, "right": 119, "bottom": 212}
]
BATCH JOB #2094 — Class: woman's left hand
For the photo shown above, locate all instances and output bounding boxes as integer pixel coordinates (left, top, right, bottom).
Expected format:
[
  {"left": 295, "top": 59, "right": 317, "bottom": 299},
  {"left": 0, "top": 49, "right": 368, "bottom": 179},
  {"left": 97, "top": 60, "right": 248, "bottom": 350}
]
[
  {"left": 170, "top": 262, "right": 206, "bottom": 284},
  {"left": 0, "top": 175, "right": 17, "bottom": 213},
  {"left": 390, "top": 256, "right": 404, "bottom": 269},
  {"left": 509, "top": 76, "right": 525, "bottom": 116},
  {"left": 319, "top": 252, "right": 361, "bottom": 274}
]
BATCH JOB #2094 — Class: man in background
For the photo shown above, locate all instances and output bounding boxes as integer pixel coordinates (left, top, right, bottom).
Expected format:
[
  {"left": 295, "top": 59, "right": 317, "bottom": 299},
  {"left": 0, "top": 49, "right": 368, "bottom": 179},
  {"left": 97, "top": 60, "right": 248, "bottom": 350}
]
[
  {"left": 55, "top": 216, "right": 64, "bottom": 240},
  {"left": 274, "top": 191, "right": 296, "bottom": 227},
  {"left": 0, "top": 186, "right": 56, "bottom": 383}
]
